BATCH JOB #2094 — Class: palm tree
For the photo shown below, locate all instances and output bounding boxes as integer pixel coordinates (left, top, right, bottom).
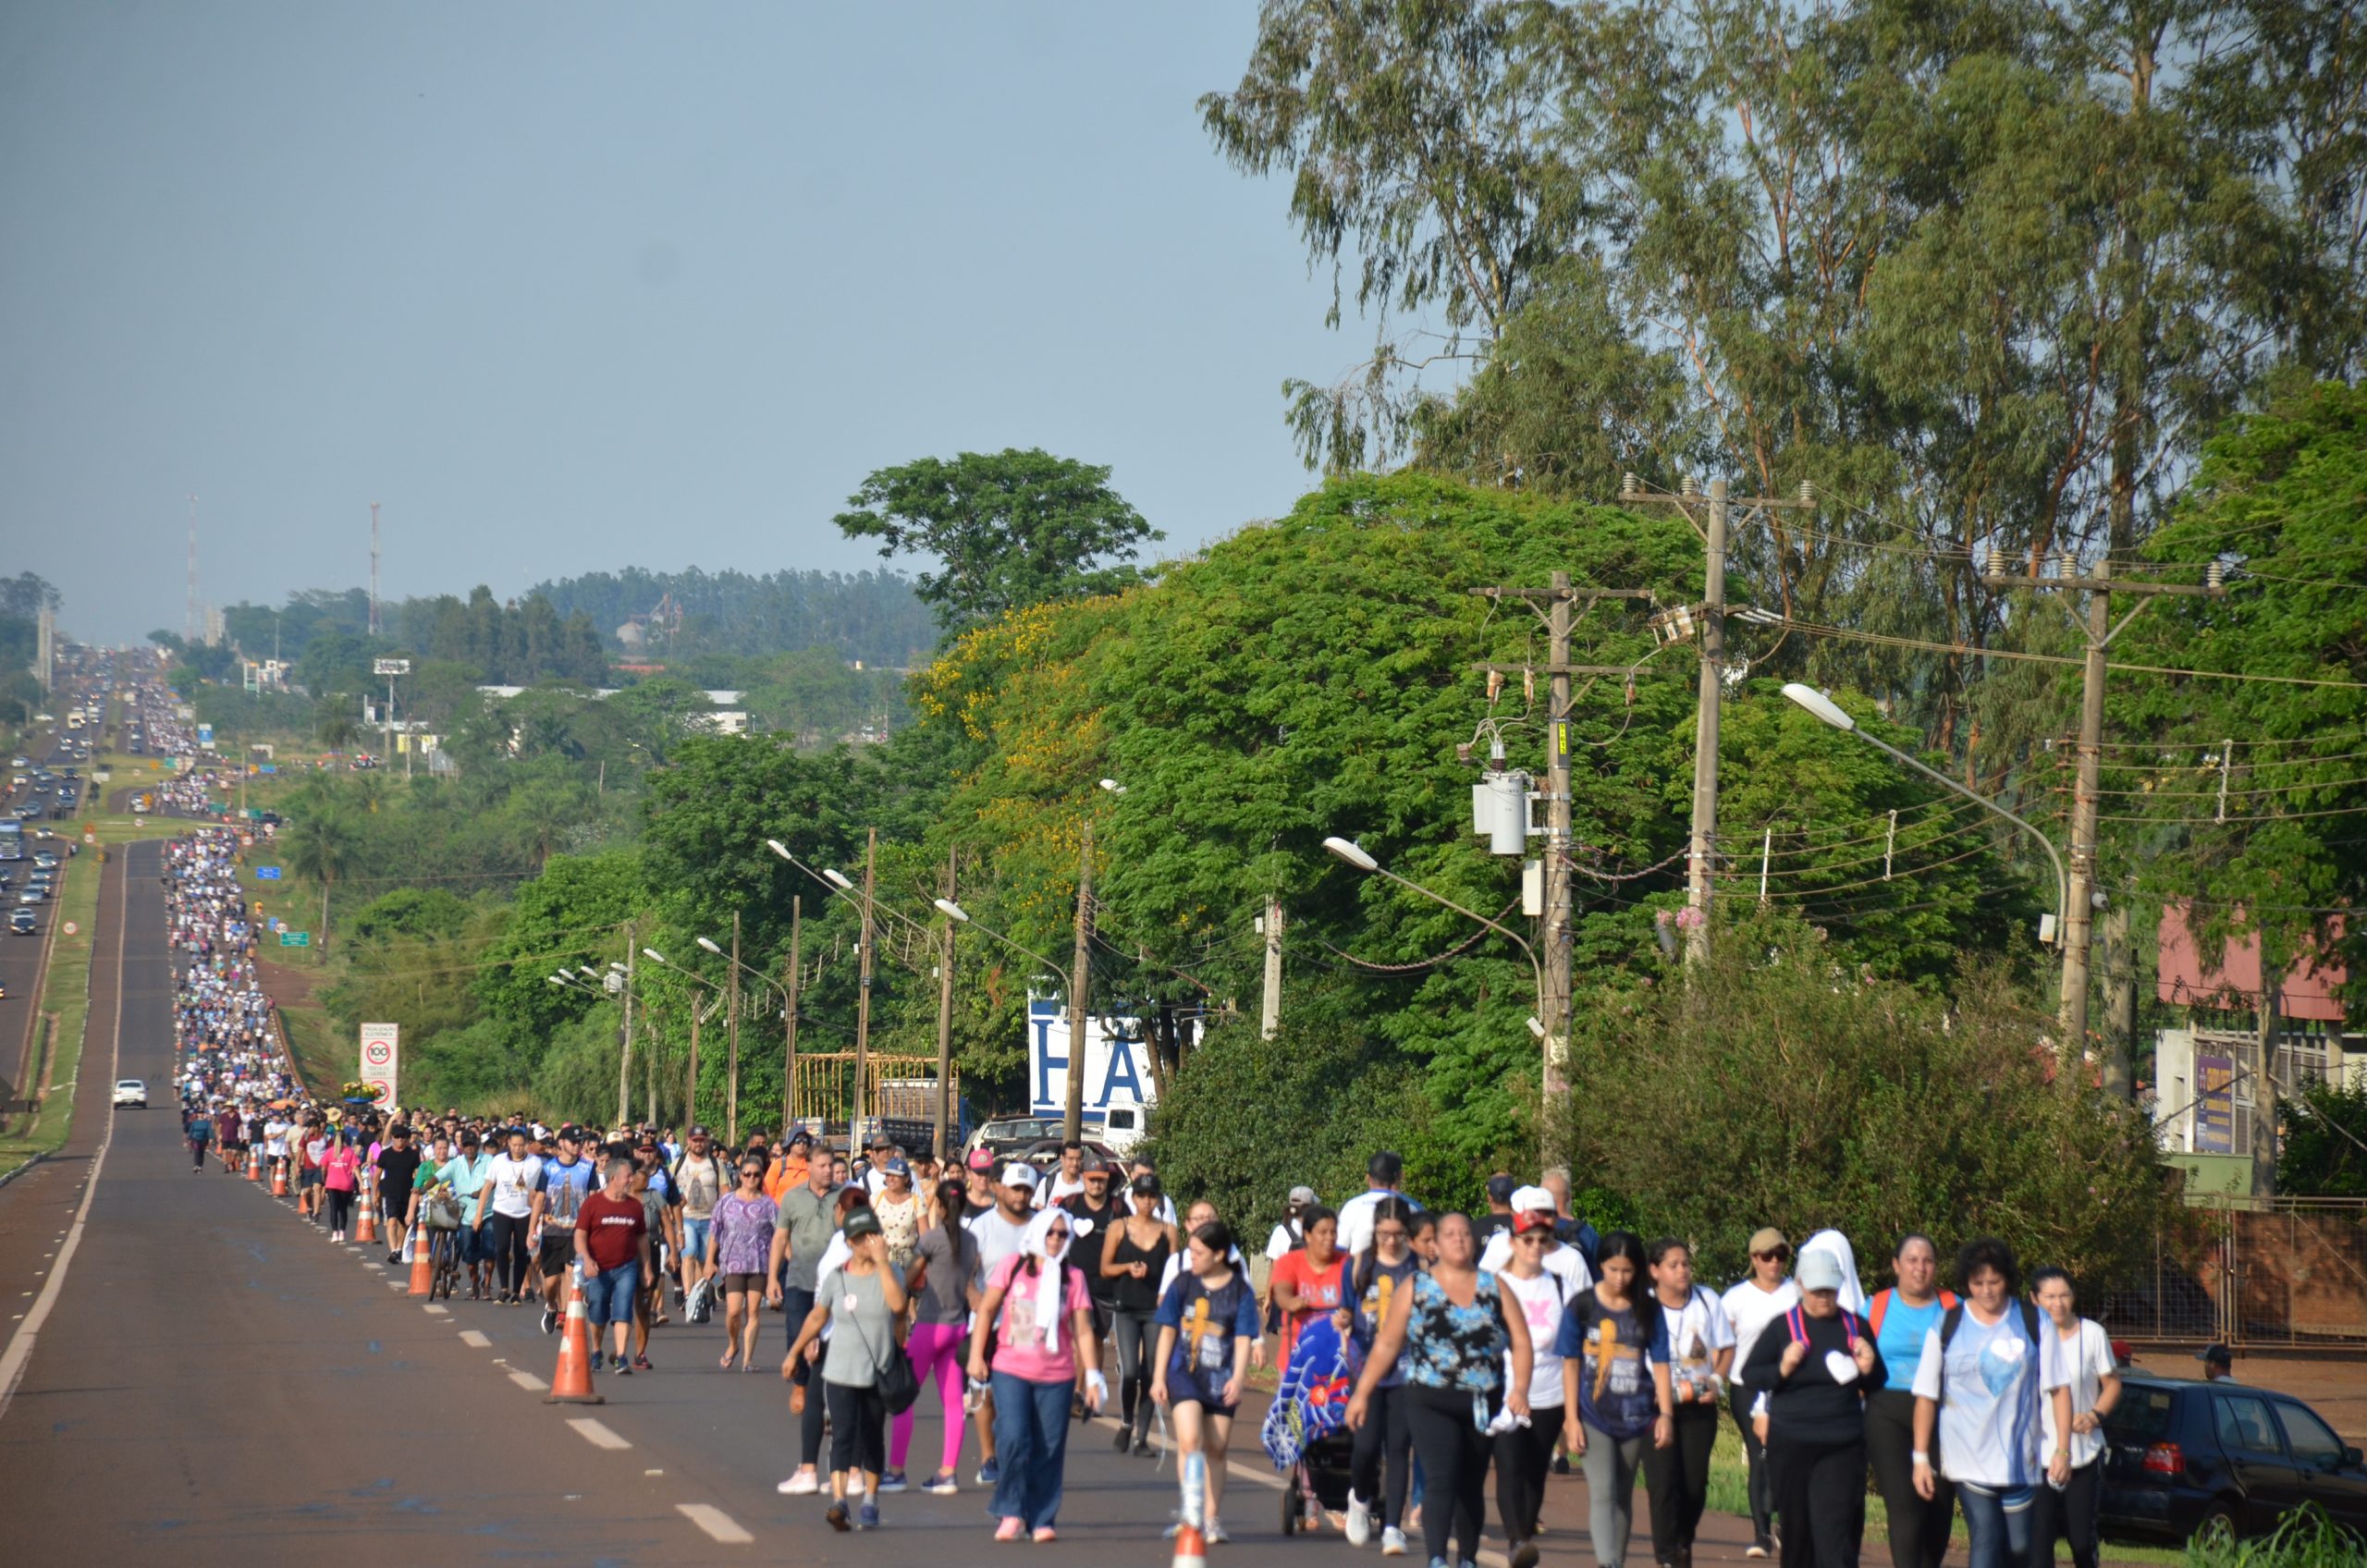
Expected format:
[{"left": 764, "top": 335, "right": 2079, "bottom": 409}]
[{"left": 283, "top": 806, "right": 360, "bottom": 956}]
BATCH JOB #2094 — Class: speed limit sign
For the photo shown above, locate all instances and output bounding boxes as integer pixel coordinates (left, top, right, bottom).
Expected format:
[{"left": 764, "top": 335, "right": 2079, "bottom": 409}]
[{"left": 359, "top": 1023, "right": 399, "bottom": 1103}]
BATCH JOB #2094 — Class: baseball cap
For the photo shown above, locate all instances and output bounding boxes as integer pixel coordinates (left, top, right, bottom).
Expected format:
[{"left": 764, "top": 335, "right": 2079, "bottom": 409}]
[
  {"left": 689, "top": 1124, "right": 711, "bottom": 1137},
  {"left": 1514, "top": 1208, "right": 1557, "bottom": 1234},
  {"left": 966, "top": 1147, "right": 995, "bottom": 1172},
  {"left": 1748, "top": 1226, "right": 1789, "bottom": 1257},
  {"left": 1486, "top": 1173, "right": 1517, "bottom": 1204},
  {"left": 842, "top": 1207, "right": 883, "bottom": 1241},
  {"left": 1131, "top": 1172, "right": 1164, "bottom": 1198},
  {"left": 1082, "top": 1157, "right": 1110, "bottom": 1177},
  {"left": 1797, "top": 1249, "right": 1847, "bottom": 1292},
  {"left": 1510, "top": 1183, "right": 1554, "bottom": 1214},
  {"left": 1288, "top": 1185, "right": 1318, "bottom": 1207},
  {"left": 2196, "top": 1342, "right": 2233, "bottom": 1366},
  {"left": 1000, "top": 1162, "right": 1038, "bottom": 1188},
  {"left": 883, "top": 1157, "right": 910, "bottom": 1177}
]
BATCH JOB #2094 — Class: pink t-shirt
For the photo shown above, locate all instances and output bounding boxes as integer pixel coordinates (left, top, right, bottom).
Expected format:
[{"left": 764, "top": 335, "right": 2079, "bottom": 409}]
[
  {"left": 323, "top": 1148, "right": 362, "bottom": 1193},
  {"left": 988, "top": 1253, "right": 1093, "bottom": 1384}
]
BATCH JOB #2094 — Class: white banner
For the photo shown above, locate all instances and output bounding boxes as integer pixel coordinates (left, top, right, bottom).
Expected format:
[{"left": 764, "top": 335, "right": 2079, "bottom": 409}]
[{"left": 359, "top": 1023, "right": 399, "bottom": 1106}]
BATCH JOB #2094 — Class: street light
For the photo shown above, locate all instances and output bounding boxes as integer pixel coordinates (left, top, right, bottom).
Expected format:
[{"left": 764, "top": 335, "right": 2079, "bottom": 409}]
[
  {"left": 1320, "top": 836, "right": 1552, "bottom": 1074},
  {"left": 698, "top": 928, "right": 795, "bottom": 1145},
  {"left": 1780, "top": 682, "right": 2073, "bottom": 1034},
  {"left": 643, "top": 947, "right": 726, "bottom": 1130}
]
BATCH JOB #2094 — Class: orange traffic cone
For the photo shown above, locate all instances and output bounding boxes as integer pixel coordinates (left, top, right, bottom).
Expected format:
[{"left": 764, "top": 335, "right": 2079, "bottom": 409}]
[
  {"left": 246, "top": 1146, "right": 263, "bottom": 1182},
  {"left": 354, "top": 1170, "right": 378, "bottom": 1244},
  {"left": 546, "top": 1271, "right": 604, "bottom": 1404},
  {"left": 408, "top": 1234, "right": 436, "bottom": 1296},
  {"left": 270, "top": 1158, "right": 288, "bottom": 1196},
  {"left": 1171, "top": 1522, "right": 1207, "bottom": 1568}
]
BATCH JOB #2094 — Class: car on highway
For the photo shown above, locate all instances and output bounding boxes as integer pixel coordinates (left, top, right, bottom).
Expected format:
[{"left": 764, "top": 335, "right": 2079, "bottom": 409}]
[
  {"left": 112, "top": 1079, "right": 146, "bottom": 1109},
  {"left": 7, "top": 910, "right": 32, "bottom": 935},
  {"left": 18, "top": 888, "right": 43, "bottom": 905},
  {"left": 33, "top": 853, "right": 56, "bottom": 870},
  {"left": 2103, "top": 1373, "right": 2367, "bottom": 1543}
]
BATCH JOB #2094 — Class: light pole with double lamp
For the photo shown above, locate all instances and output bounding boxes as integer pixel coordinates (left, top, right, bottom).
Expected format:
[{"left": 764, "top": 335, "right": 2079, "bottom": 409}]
[
  {"left": 1321, "top": 835, "right": 1557, "bottom": 1082},
  {"left": 1778, "top": 682, "right": 2076, "bottom": 1046},
  {"left": 693, "top": 931, "right": 793, "bottom": 1145},
  {"left": 641, "top": 947, "right": 723, "bottom": 1133}
]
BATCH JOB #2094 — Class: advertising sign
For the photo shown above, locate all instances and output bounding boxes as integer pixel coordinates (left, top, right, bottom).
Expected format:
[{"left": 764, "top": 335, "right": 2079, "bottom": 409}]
[
  {"left": 1028, "top": 998, "right": 1159, "bottom": 1150},
  {"left": 359, "top": 1023, "right": 399, "bottom": 1104},
  {"left": 2194, "top": 1052, "right": 2236, "bottom": 1154}
]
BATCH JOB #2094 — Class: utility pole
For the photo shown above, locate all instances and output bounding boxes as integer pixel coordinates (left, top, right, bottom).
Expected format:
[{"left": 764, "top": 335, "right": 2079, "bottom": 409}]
[
  {"left": 1983, "top": 556, "right": 2224, "bottom": 1086},
  {"left": 853, "top": 827, "right": 876, "bottom": 1146},
  {"left": 617, "top": 926, "right": 636, "bottom": 1131},
  {"left": 2255, "top": 983, "right": 2281, "bottom": 1199},
  {"left": 1469, "top": 580, "right": 1656, "bottom": 1102},
  {"left": 1066, "top": 823, "right": 1093, "bottom": 1145},
  {"left": 1623, "top": 475, "right": 1815, "bottom": 962},
  {"left": 369, "top": 501, "right": 383, "bottom": 638},
  {"left": 1259, "top": 893, "right": 1283, "bottom": 1039},
  {"left": 726, "top": 910, "right": 742, "bottom": 1143},
  {"left": 935, "top": 848, "right": 957, "bottom": 1162},
  {"left": 686, "top": 994, "right": 701, "bottom": 1131},
  {"left": 781, "top": 895, "right": 802, "bottom": 1138}
]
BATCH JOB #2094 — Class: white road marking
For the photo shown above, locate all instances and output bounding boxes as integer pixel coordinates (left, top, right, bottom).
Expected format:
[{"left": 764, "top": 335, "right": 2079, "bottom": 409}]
[
  {"left": 459, "top": 1329, "right": 491, "bottom": 1348},
  {"left": 676, "top": 1504, "right": 753, "bottom": 1544},
  {"left": 509, "top": 1370, "right": 548, "bottom": 1392},
  {"left": 567, "top": 1417, "right": 630, "bottom": 1451},
  {"left": 423, "top": 1304, "right": 449, "bottom": 1317}
]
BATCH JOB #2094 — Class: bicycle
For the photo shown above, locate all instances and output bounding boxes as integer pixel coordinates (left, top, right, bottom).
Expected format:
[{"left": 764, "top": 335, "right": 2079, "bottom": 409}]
[{"left": 430, "top": 1223, "right": 463, "bottom": 1301}]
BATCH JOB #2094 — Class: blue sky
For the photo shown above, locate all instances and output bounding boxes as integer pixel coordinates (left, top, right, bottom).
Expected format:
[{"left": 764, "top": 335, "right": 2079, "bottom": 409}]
[{"left": 0, "top": 4, "right": 1361, "bottom": 643}]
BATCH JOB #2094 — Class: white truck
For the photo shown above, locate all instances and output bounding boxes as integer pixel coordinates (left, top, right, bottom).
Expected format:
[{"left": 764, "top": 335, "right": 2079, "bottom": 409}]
[{"left": 1027, "top": 998, "right": 1160, "bottom": 1153}]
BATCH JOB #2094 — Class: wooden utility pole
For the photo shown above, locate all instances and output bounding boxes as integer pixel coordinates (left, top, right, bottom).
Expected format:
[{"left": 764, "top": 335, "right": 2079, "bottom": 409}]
[
  {"left": 780, "top": 895, "right": 802, "bottom": 1137},
  {"left": 686, "top": 995, "right": 701, "bottom": 1130},
  {"left": 1982, "top": 557, "right": 2224, "bottom": 1086},
  {"left": 853, "top": 827, "right": 876, "bottom": 1145},
  {"left": 726, "top": 911, "right": 742, "bottom": 1143},
  {"left": 1066, "top": 823, "right": 1093, "bottom": 1145},
  {"left": 935, "top": 848, "right": 957, "bottom": 1162},
  {"left": 2255, "top": 988, "right": 2281, "bottom": 1198}
]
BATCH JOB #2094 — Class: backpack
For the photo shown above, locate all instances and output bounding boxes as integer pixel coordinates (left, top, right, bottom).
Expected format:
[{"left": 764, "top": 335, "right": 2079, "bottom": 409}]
[
  {"left": 1783, "top": 1303, "right": 1859, "bottom": 1347},
  {"left": 1867, "top": 1286, "right": 1958, "bottom": 1339},
  {"left": 1929, "top": 1298, "right": 2044, "bottom": 1405}
]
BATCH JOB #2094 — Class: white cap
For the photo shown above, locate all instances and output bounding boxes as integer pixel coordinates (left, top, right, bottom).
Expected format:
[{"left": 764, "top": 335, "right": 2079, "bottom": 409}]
[
  {"left": 1510, "top": 1184, "right": 1554, "bottom": 1213},
  {"left": 1000, "top": 1162, "right": 1038, "bottom": 1188}
]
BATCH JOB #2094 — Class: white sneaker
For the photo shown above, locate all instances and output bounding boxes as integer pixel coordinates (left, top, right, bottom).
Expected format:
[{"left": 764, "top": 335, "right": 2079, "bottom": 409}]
[
  {"left": 1346, "top": 1493, "right": 1372, "bottom": 1548},
  {"left": 1380, "top": 1526, "right": 1408, "bottom": 1557},
  {"left": 777, "top": 1469, "right": 819, "bottom": 1496}
]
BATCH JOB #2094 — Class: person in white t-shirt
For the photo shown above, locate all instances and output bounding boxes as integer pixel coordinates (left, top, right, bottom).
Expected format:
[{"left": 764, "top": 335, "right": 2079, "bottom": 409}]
[
  {"left": 1039, "top": 1142, "right": 1087, "bottom": 1208},
  {"left": 1334, "top": 1150, "right": 1417, "bottom": 1261},
  {"left": 2030, "top": 1267, "right": 2119, "bottom": 1568},
  {"left": 960, "top": 1163, "right": 1040, "bottom": 1487},
  {"left": 472, "top": 1128, "right": 545, "bottom": 1305},
  {"left": 1646, "top": 1237, "right": 1735, "bottom": 1568},
  {"left": 1720, "top": 1226, "right": 1799, "bottom": 1558},
  {"left": 1478, "top": 1185, "right": 1593, "bottom": 1294},
  {"left": 1910, "top": 1238, "right": 2072, "bottom": 1568},
  {"left": 1265, "top": 1186, "right": 1318, "bottom": 1261}
]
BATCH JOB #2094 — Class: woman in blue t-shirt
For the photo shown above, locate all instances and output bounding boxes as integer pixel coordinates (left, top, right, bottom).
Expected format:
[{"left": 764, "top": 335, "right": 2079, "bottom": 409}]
[
  {"left": 1865, "top": 1233, "right": 1957, "bottom": 1568},
  {"left": 1555, "top": 1231, "right": 1674, "bottom": 1568},
  {"left": 1152, "top": 1219, "right": 1260, "bottom": 1544}
]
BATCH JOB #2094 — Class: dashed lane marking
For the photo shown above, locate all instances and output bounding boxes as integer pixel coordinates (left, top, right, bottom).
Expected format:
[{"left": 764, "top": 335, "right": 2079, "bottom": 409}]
[
  {"left": 567, "top": 1417, "right": 630, "bottom": 1450},
  {"left": 459, "top": 1329, "right": 491, "bottom": 1348},
  {"left": 509, "top": 1370, "right": 548, "bottom": 1391},
  {"left": 423, "top": 1304, "right": 449, "bottom": 1317},
  {"left": 676, "top": 1504, "right": 753, "bottom": 1544}
]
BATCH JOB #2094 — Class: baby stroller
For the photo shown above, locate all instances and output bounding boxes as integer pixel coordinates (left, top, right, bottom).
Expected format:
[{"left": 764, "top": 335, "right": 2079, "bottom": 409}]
[{"left": 1261, "top": 1316, "right": 1357, "bottom": 1536}]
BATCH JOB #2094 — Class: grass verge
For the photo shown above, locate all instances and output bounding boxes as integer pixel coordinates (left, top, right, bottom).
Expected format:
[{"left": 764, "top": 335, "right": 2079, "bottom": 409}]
[{"left": 0, "top": 850, "right": 101, "bottom": 1178}]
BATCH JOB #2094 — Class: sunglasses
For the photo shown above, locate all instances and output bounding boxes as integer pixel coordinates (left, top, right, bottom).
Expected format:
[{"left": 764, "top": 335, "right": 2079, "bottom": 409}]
[
  {"left": 1515, "top": 1232, "right": 1550, "bottom": 1244},
  {"left": 1045, "top": 1229, "right": 1072, "bottom": 1243},
  {"left": 1755, "top": 1248, "right": 1790, "bottom": 1261}
]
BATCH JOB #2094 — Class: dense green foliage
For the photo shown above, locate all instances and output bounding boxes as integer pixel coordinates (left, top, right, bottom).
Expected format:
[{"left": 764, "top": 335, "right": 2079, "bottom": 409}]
[
  {"left": 836, "top": 448, "right": 1162, "bottom": 631},
  {"left": 2278, "top": 1082, "right": 2367, "bottom": 1199},
  {"left": 526, "top": 566, "right": 932, "bottom": 666}
]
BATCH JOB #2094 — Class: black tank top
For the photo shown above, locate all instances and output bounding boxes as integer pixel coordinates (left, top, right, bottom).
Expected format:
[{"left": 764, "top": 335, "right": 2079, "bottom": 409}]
[{"left": 1110, "top": 1223, "right": 1171, "bottom": 1313}]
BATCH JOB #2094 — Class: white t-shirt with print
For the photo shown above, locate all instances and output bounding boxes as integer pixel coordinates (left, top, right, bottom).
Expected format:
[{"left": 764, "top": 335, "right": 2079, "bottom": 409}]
[
  {"left": 1910, "top": 1304, "right": 2071, "bottom": 1488},
  {"left": 484, "top": 1153, "right": 545, "bottom": 1219},
  {"left": 1498, "top": 1267, "right": 1574, "bottom": 1411},
  {"left": 1721, "top": 1278, "right": 1800, "bottom": 1390},
  {"left": 1658, "top": 1287, "right": 1737, "bottom": 1402},
  {"left": 2040, "top": 1317, "right": 2117, "bottom": 1470}
]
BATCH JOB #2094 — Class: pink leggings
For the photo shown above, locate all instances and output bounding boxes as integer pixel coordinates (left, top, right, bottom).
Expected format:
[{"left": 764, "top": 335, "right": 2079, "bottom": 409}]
[{"left": 890, "top": 1319, "right": 969, "bottom": 1476}]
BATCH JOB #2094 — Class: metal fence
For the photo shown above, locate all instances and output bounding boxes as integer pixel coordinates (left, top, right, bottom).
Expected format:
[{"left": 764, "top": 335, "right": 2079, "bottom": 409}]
[{"left": 2099, "top": 1198, "right": 2367, "bottom": 1349}]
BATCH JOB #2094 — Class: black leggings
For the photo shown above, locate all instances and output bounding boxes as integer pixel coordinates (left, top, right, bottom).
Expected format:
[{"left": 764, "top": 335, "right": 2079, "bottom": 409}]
[
  {"left": 1404, "top": 1384, "right": 1492, "bottom": 1567},
  {"left": 1643, "top": 1401, "right": 1722, "bottom": 1557},
  {"left": 1771, "top": 1433, "right": 1865, "bottom": 1568},
  {"left": 1492, "top": 1403, "right": 1559, "bottom": 1546},
  {"left": 1349, "top": 1381, "right": 1413, "bottom": 1528},
  {"left": 1730, "top": 1383, "right": 1776, "bottom": 1544},
  {"left": 826, "top": 1378, "right": 889, "bottom": 1477},
  {"left": 323, "top": 1186, "right": 353, "bottom": 1231},
  {"left": 1110, "top": 1307, "right": 1158, "bottom": 1444},
  {"left": 2034, "top": 1455, "right": 2103, "bottom": 1568},
  {"left": 487, "top": 1212, "right": 531, "bottom": 1294},
  {"left": 1866, "top": 1387, "right": 1954, "bottom": 1568}
]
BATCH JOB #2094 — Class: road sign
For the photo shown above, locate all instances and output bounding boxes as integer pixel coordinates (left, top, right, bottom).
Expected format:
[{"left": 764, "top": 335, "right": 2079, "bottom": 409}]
[
  {"left": 197, "top": 724, "right": 213, "bottom": 746},
  {"left": 62, "top": 922, "right": 77, "bottom": 936},
  {"left": 279, "top": 931, "right": 310, "bottom": 948},
  {"left": 255, "top": 866, "right": 281, "bottom": 879},
  {"left": 359, "top": 1023, "right": 399, "bottom": 1104},
  {"left": 372, "top": 658, "right": 411, "bottom": 677}
]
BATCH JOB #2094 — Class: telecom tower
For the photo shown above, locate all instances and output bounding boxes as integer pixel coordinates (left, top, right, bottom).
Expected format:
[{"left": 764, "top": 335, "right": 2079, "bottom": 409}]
[
  {"left": 186, "top": 495, "right": 199, "bottom": 643},
  {"left": 369, "top": 501, "right": 382, "bottom": 636}
]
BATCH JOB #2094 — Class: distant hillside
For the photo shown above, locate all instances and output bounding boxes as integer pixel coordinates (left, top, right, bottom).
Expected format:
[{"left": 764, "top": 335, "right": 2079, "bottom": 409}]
[{"left": 525, "top": 567, "right": 933, "bottom": 666}]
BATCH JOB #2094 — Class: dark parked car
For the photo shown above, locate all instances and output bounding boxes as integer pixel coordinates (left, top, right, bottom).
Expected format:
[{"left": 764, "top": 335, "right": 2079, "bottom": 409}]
[{"left": 2103, "top": 1373, "right": 2367, "bottom": 1543}]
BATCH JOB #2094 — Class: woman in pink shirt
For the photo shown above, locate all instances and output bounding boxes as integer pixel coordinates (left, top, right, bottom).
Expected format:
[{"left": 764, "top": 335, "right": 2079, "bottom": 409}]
[
  {"left": 967, "top": 1207, "right": 1105, "bottom": 1542},
  {"left": 321, "top": 1132, "right": 363, "bottom": 1243}
]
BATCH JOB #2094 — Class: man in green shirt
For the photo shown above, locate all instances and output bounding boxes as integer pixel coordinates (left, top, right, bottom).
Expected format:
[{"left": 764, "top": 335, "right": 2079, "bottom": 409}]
[{"left": 767, "top": 1154, "right": 841, "bottom": 1494}]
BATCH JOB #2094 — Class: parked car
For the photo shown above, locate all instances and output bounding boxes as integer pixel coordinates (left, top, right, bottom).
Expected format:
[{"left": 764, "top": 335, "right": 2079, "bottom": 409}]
[
  {"left": 963, "top": 1116, "right": 1066, "bottom": 1164},
  {"left": 1013, "top": 1136, "right": 1127, "bottom": 1176},
  {"left": 2103, "top": 1373, "right": 2367, "bottom": 1543},
  {"left": 112, "top": 1079, "right": 146, "bottom": 1109}
]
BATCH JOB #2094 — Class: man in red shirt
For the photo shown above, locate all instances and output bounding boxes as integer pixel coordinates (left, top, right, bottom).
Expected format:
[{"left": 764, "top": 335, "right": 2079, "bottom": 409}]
[{"left": 574, "top": 1157, "right": 653, "bottom": 1375}]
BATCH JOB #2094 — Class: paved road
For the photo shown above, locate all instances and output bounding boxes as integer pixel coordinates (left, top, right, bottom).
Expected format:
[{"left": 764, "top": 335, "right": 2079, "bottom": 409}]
[
  {"left": 0, "top": 832, "right": 1766, "bottom": 1568},
  {"left": 0, "top": 696, "right": 92, "bottom": 1105}
]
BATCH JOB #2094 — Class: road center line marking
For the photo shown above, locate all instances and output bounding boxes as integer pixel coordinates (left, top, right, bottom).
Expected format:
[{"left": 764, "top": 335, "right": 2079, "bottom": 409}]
[
  {"left": 423, "top": 1304, "right": 448, "bottom": 1316},
  {"left": 567, "top": 1416, "right": 630, "bottom": 1450},
  {"left": 459, "top": 1329, "right": 491, "bottom": 1348},
  {"left": 676, "top": 1503, "right": 753, "bottom": 1544},
  {"left": 509, "top": 1369, "right": 548, "bottom": 1391}
]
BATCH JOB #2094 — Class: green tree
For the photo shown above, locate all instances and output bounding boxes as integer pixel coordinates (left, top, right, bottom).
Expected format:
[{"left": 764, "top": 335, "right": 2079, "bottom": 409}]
[
  {"left": 834, "top": 448, "right": 1162, "bottom": 632},
  {"left": 282, "top": 806, "right": 362, "bottom": 954},
  {"left": 2280, "top": 1081, "right": 2367, "bottom": 1198}
]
